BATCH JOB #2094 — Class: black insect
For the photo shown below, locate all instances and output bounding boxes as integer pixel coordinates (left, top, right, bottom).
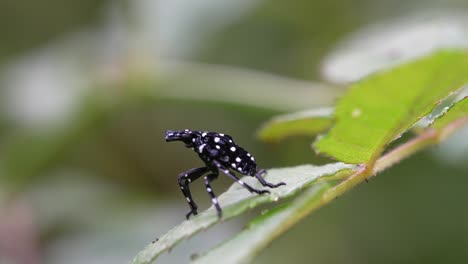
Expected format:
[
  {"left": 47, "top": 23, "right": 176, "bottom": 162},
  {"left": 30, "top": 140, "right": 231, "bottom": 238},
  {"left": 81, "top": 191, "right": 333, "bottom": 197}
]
[{"left": 165, "top": 129, "right": 286, "bottom": 219}]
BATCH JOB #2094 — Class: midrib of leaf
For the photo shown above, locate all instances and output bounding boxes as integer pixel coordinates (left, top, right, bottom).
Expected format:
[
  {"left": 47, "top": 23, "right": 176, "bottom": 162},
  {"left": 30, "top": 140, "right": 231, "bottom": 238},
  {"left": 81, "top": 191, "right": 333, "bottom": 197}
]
[{"left": 129, "top": 163, "right": 355, "bottom": 264}]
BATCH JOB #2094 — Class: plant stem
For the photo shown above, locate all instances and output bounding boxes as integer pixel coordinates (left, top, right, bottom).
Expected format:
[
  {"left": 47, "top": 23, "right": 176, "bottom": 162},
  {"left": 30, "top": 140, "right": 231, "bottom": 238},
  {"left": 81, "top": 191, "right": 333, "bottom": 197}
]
[
  {"left": 373, "top": 130, "right": 438, "bottom": 174},
  {"left": 323, "top": 117, "right": 468, "bottom": 201}
]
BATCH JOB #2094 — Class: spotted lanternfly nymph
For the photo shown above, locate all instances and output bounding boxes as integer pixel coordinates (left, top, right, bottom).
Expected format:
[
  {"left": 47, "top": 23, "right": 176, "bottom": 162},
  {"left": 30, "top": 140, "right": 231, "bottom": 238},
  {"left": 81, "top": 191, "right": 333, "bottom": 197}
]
[{"left": 165, "top": 129, "right": 286, "bottom": 219}]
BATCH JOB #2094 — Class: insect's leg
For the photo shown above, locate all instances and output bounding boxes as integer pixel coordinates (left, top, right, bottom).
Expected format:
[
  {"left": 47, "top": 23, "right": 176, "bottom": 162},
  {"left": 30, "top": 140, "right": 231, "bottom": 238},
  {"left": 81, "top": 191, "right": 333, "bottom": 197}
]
[
  {"left": 178, "top": 167, "right": 209, "bottom": 219},
  {"left": 204, "top": 172, "right": 222, "bottom": 218},
  {"left": 213, "top": 160, "right": 270, "bottom": 194},
  {"left": 255, "top": 169, "right": 286, "bottom": 188}
]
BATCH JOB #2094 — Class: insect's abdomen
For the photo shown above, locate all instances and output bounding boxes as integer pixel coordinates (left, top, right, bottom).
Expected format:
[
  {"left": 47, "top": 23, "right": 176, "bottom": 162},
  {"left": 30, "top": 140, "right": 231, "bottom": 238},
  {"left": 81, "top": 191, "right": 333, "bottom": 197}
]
[
  {"left": 225, "top": 145, "right": 257, "bottom": 175},
  {"left": 200, "top": 132, "right": 257, "bottom": 175}
]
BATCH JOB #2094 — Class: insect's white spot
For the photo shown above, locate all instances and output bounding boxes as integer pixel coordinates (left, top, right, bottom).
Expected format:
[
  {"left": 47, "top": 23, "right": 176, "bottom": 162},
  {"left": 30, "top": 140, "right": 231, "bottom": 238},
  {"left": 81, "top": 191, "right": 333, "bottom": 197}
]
[
  {"left": 202, "top": 132, "right": 207, "bottom": 137},
  {"left": 212, "top": 198, "right": 218, "bottom": 204},
  {"left": 192, "top": 138, "right": 196, "bottom": 142},
  {"left": 184, "top": 129, "right": 189, "bottom": 132},
  {"left": 235, "top": 157, "right": 241, "bottom": 162},
  {"left": 230, "top": 146, "right": 236, "bottom": 152},
  {"left": 184, "top": 174, "right": 188, "bottom": 177},
  {"left": 239, "top": 180, "right": 244, "bottom": 185},
  {"left": 352, "top": 108, "right": 362, "bottom": 118},
  {"left": 247, "top": 153, "right": 251, "bottom": 157},
  {"left": 251, "top": 157, "right": 255, "bottom": 161},
  {"left": 215, "top": 145, "right": 220, "bottom": 149},
  {"left": 198, "top": 144, "right": 206, "bottom": 153},
  {"left": 229, "top": 140, "right": 232, "bottom": 143},
  {"left": 219, "top": 133, "right": 225, "bottom": 136},
  {"left": 231, "top": 163, "right": 236, "bottom": 168},
  {"left": 186, "top": 197, "right": 191, "bottom": 202},
  {"left": 224, "top": 170, "right": 229, "bottom": 174},
  {"left": 188, "top": 179, "right": 192, "bottom": 183},
  {"left": 214, "top": 137, "right": 220, "bottom": 143},
  {"left": 238, "top": 168, "right": 243, "bottom": 173},
  {"left": 207, "top": 187, "right": 212, "bottom": 192}
]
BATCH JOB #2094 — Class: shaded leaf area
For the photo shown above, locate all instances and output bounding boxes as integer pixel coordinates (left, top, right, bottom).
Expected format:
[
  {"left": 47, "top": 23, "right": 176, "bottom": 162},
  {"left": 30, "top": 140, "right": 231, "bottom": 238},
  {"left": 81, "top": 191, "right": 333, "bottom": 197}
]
[
  {"left": 257, "top": 108, "right": 333, "bottom": 142},
  {"left": 432, "top": 97, "right": 468, "bottom": 133},
  {"left": 315, "top": 50, "right": 468, "bottom": 164},
  {"left": 129, "top": 163, "right": 355, "bottom": 264},
  {"left": 192, "top": 182, "right": 332, "bottom": 264}
]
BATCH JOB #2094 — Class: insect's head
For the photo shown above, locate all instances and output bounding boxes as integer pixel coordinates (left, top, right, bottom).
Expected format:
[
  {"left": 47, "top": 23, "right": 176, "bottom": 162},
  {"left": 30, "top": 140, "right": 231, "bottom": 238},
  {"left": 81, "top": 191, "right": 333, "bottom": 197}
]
[{"left": 165, "top": 129, "right": 198, "bottom": 146}]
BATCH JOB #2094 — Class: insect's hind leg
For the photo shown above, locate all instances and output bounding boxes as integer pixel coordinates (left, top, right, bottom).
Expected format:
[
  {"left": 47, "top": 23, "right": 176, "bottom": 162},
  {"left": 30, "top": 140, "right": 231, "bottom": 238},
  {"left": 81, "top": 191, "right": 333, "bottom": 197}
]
[
  {"left": 204, "top": 172, "right": 222, "bottom": 218},
  {"left": 255, "top": 169, "right": 286, "bottom": 188},
  {"left": 213, "top": 160, "right": 270, "bottom": 195},
  {"left": 178, "top": 167, "right": 209, "bottom": 219}
]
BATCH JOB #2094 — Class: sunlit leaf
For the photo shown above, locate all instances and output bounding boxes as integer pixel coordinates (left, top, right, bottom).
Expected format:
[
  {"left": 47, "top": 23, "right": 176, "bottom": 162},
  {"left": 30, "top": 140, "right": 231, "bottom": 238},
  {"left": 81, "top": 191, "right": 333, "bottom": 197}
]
[
  {"left": 257, "top": 108, "right": 333, "bottom": 142},
  {"left": 315, "top": 50, "right": 468, "bottom": 164},
  {"left": 129, "top": 163, "right": 355, "bottom": 264}
]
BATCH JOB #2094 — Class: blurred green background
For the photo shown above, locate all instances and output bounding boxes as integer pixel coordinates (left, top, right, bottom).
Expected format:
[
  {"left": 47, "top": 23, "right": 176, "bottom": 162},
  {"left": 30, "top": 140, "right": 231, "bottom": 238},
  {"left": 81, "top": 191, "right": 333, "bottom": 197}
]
[{"left": 1, "top": 0, "right": 468, "bottom": 263}]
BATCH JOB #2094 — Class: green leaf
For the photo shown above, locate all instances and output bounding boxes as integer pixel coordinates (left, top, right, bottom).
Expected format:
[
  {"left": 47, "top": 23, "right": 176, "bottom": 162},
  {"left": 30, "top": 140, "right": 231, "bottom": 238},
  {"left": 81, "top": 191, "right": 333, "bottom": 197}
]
[
  {"left": 432, "top": 97, "right": 468, "bottom": 132},
  {"left": 257, "top": 108, "right": 333, "bottom": 142},
  {"left": 192, "top": 182, "right": 332, "bottom": 264},
  {"left": 129, "top": 163, "right": 355, "bottom": 264},
  {"left": 315, "top": 50, "right": 468, "bottom": 164}
]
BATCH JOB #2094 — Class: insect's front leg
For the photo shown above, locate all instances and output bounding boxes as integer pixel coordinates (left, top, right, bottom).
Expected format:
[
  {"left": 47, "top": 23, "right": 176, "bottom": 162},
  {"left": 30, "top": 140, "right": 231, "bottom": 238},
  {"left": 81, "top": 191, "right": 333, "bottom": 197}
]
[
  {"left": 255, "top": 169, "right": 286, "bottom": 188},
  {"left": 203, "top": 171, "right": 222, "bottom": 218},
  {"left": 178, "top": 167, "right": 209, "bottom": 219},
  {"left": 212, "top": 160, "right": 270, "bottom": 195}
]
